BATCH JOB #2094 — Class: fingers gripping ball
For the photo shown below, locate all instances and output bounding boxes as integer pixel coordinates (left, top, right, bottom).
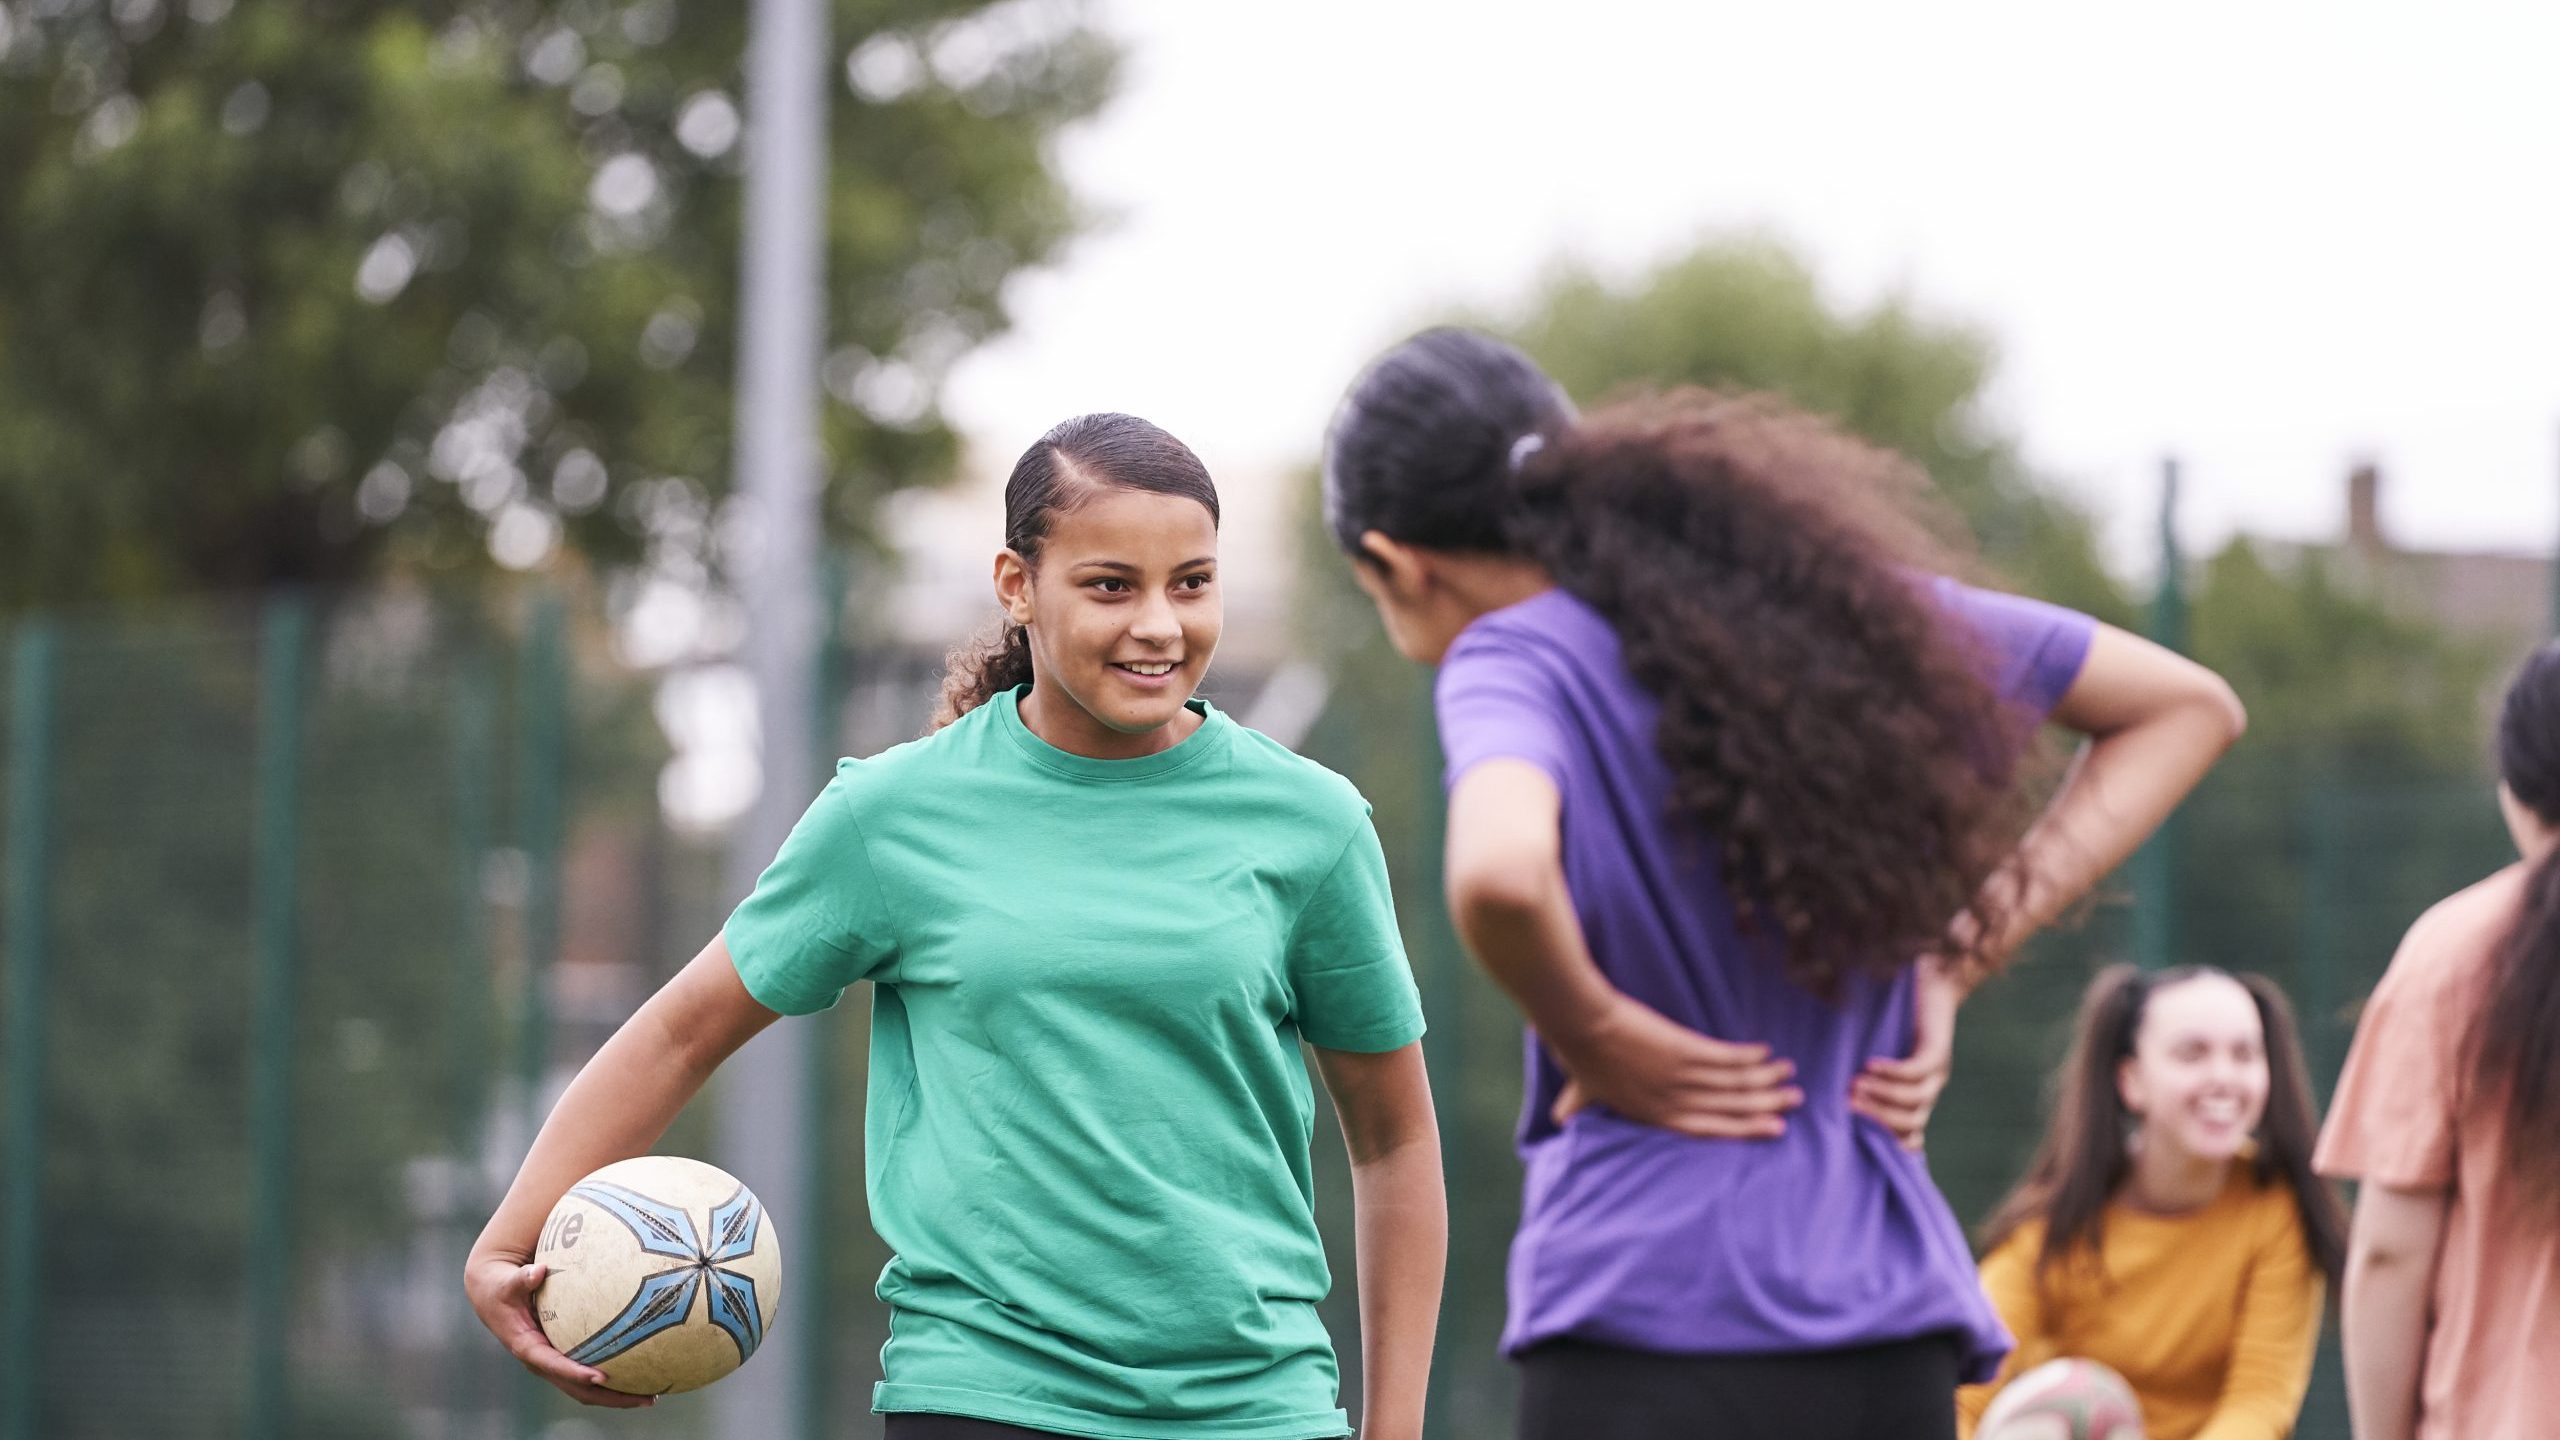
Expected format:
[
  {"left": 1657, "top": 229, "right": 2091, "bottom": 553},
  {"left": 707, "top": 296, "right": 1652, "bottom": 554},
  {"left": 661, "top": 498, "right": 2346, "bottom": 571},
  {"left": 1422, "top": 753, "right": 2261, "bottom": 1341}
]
[
  {"left": 534, "top": 1157, "right": 784, "bottom": 1395},
  {"left": 1977, "top": 1358, "right": 2147, "bottom": 1440}
]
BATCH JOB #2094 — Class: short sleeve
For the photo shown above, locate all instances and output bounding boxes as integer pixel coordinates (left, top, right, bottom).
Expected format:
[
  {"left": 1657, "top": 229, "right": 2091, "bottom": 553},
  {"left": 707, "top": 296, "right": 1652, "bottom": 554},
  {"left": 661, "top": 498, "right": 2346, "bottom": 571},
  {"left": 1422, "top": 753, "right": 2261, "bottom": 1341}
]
[
  {"left": 723, "top": 772, "right": 898, "bottom": 1016},
  {"left": 1435, "top": 629, "right": 1574, "bottom": 791},
  {"left": 1286, "top": 817, "right": 1427, "bottom": 1054},
  {"left": 1937, "top": 579, "right": 2097, "bottom": 719},
  {"left": 2316, "top": 943, "right": 2467, "bottom": 1190}
]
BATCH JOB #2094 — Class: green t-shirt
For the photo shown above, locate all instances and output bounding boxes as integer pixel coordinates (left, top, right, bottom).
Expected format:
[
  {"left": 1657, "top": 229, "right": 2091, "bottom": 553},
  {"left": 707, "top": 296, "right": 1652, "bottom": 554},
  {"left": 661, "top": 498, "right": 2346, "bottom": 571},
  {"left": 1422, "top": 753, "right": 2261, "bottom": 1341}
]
[{"left": 725, "top": 689, "right": 1425, "bottom": 1440}]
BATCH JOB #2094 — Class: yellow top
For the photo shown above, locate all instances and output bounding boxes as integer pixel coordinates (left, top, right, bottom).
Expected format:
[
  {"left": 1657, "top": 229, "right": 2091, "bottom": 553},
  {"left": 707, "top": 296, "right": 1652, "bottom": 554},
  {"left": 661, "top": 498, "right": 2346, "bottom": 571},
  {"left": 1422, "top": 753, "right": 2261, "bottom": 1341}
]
[{"left": 1957, "top": 1164, "right": 2325, "bottom": 1440}]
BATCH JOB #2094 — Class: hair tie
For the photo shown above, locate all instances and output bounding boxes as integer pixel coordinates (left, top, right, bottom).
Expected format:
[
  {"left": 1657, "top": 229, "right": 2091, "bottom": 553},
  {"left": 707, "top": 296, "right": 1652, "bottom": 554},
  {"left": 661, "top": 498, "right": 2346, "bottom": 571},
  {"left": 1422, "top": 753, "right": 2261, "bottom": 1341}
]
[{"left": 1507, "top": 432, "right": 1547, "bottom": 472}]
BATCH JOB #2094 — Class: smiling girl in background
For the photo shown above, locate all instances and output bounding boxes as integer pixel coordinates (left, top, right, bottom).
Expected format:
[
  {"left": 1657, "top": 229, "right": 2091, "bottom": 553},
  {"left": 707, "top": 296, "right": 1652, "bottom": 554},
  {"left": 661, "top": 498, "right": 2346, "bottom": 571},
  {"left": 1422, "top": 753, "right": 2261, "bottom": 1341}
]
[
  {"left": 467, "top": 413, "right": 1446, "bottom": 1440},
  {"left": 1961, "top": 966, "right": 2346, "bottom": 1440}
]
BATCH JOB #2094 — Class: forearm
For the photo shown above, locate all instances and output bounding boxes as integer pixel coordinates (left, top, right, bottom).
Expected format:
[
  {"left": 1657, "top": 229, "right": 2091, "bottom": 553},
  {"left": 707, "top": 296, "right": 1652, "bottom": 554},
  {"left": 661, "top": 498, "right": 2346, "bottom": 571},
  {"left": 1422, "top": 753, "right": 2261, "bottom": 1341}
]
[
  {"left": 469, "top": 1000, "right": 725, "bottom": 1265},
  {"left": 2342, "top": 1256, "right": 2431, "bottom": 1440},
  {"left": 1451, "top": 880, "right": 1617, "bottom": 1046},
  {"left": 1980, "top": 704, "right": 2232, "bottom": 963},
  {"left": 1445, "top": 763, "right": 1619, "bottom": 1046},
  {"left": 1348, "top": 1133, "right": 1446, "bottom": 1440}
]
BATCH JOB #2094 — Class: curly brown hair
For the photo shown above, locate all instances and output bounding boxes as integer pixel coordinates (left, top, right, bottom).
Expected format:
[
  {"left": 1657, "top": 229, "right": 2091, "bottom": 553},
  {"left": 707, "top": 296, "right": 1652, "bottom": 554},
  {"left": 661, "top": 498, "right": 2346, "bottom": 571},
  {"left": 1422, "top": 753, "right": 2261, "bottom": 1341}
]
[
  {"left": 1523, "top": 392, "right": 2028, "bottom": 988},
  {"left": 1325, "top": 328, "right": 2040, "bottom": 992}
]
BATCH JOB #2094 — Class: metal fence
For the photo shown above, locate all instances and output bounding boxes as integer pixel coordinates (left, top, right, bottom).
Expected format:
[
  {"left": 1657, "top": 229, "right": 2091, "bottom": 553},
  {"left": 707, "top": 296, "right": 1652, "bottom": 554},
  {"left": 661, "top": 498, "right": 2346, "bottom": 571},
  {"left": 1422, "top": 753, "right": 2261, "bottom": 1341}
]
[{"left": 0, "top": 583, "right": 2516, "bottom": 1440}]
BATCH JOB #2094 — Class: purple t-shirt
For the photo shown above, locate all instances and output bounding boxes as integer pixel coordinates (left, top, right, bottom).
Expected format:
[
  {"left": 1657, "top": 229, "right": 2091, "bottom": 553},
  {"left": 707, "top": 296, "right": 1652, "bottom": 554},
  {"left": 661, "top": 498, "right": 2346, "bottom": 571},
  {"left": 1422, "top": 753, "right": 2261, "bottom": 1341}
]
[{"left": 1435, "top": 579, "right": 2095, "bottom": 1380}]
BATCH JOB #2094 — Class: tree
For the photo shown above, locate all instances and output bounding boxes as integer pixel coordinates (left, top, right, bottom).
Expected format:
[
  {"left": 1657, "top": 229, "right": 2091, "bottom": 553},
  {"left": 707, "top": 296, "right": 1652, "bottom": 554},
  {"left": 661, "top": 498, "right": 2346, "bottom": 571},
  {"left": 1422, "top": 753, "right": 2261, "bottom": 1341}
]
[
  {"left": 0, "top": 0, "right": 1114, "bottom": 608},
  {"left": 1497, "top": 237, "right": 2130, "bottom": 623},
  {"left": 2189, "top": 538, "right": 2503, "bottom": 772}
]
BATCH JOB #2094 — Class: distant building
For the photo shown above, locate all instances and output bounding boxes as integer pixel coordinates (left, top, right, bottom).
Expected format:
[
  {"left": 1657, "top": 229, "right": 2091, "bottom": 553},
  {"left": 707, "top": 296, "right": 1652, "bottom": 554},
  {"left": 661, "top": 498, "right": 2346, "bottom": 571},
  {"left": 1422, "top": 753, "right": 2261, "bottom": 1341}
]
[{"left": 2316, "top": 463, "right": 2549, "bottom": 663}]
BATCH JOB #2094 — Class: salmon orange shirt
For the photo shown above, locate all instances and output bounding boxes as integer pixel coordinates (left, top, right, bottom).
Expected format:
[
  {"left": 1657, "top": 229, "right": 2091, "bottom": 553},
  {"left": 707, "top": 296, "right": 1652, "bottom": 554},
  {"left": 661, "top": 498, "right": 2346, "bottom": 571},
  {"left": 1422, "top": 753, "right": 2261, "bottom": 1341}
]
[{"left": 2315, "top": 866, "right": 2560, "bottom": 1440}]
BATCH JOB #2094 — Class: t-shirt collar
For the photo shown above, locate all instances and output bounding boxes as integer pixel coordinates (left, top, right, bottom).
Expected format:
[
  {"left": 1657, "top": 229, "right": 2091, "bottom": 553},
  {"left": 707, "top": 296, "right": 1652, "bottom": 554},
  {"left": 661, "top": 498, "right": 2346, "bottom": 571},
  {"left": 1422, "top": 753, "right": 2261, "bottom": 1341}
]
[{"left": 993, "top": 685, "right": 1226, "bottom": 782}]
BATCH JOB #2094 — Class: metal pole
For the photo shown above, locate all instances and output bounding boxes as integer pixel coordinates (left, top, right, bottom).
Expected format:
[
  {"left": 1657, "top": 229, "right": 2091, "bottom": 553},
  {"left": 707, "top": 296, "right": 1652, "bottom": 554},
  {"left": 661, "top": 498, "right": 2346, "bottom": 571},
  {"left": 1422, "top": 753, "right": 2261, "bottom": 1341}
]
[
  {"left": 2, "top": 619, "right": 61, "bottom": 1440},
  {"left": 718, "top": 0, "right": 829, "bottom": 1433},
  {"left": 2297, "top": 780, "right": 2344, "bottom": 1091},
  {"left": 2131, "top": 457, "right": 2186, "bottom": 970},
  {"left": 245, "top": 592, "right": 312, "bottom": 1440},
  {"left": 515, "top": 594, "right": 566, "bottom": 1114},
  {"left": 511, "top": 594, "right": 566, "bottom": 1440},
  {"left": 446, "top": 648, "right": 497, "bottom": 1434},
  {"left": 792, "top": 557, "right": 847, "bottom": 1437}
]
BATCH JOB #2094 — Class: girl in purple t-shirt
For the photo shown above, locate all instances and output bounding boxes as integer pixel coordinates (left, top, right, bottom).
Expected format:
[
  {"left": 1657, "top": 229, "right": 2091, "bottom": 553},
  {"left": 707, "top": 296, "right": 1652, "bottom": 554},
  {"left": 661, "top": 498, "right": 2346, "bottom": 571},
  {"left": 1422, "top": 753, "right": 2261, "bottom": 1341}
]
[{"left": 1321, "top": 328, "right": 2247, "bottom": 1440}]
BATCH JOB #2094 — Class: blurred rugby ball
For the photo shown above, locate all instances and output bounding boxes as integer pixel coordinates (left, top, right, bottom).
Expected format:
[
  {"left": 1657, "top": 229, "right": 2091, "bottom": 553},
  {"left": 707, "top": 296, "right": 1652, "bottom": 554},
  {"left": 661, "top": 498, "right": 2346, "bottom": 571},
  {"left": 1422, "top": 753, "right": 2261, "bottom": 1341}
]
[{"left": 1978, "top": 1357, "right": 2146, "bottom": 1440}]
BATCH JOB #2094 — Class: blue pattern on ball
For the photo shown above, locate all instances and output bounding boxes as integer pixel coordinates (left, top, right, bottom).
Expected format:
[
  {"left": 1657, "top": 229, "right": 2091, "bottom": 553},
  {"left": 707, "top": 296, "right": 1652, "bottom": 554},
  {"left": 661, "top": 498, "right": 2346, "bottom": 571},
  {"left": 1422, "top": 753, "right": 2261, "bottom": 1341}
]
[{"left": 559, "top": 1180, "right": 768, "bottom": 1365}]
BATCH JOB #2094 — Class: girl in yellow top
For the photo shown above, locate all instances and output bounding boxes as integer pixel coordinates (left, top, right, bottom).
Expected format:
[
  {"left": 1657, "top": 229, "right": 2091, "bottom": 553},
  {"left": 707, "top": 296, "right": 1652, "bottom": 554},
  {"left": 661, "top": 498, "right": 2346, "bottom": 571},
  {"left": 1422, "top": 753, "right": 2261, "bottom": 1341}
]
[{"left": 1959, "top": 966, "right": 2347, "bottom": 1440}]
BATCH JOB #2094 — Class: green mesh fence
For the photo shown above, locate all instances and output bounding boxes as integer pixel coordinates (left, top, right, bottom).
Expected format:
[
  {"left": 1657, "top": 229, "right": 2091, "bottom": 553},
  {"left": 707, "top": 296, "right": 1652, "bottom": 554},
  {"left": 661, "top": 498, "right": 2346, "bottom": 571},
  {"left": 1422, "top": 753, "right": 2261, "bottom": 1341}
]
[{"left": 0, "top": 588, "right": 2517, "bottom": 1440}]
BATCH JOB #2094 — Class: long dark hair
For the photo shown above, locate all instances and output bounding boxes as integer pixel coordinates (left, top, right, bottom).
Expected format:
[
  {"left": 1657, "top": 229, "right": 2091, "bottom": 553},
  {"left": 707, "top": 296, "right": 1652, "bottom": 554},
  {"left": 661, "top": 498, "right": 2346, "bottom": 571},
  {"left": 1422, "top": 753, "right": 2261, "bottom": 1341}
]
[
  {"left": 2471, "top": 641, "right": 2560, "bottom": 1202},
  {"left": 1324, "top": 326, "right": 2027, "bottom": 993},
  {"left": 1981, "top": 965, "right": 2348, "bottom": 1293},
  {"left": 933, "top": 412, "right": 1219, "bottom": 727}
]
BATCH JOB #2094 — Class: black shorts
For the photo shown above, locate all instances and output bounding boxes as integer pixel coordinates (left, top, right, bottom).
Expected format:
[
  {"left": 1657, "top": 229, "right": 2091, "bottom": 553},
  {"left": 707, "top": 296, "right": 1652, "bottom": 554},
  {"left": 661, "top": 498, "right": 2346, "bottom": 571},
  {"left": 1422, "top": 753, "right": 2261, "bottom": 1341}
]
[
  {"left": 1516, "top": 1333, "right": 1963, "bottom": 1440},
  {"left": 883, "top": 1411, "right": 1348, "bottom": 1439},
  {"left": 883, "top": 1416, "right": 1074, "bottom": 1440}
]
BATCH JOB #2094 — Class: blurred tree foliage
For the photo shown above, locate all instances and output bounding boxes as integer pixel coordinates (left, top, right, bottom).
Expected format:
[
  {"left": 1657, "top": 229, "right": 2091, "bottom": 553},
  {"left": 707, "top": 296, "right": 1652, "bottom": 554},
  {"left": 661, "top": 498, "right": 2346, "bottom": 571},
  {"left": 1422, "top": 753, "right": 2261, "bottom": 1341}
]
[
  {"left": 1500, "top": 236, "right": 2132, "bottom": 624},
  {"left": 0, "top": 7, "right": 1113, "bottom": 1417},
  {"left": 0, "top": 0, "right": 1114, "bottom": 609},
  {"left": 2189, "top": 538, "right": 2503, "bottom": 771}
]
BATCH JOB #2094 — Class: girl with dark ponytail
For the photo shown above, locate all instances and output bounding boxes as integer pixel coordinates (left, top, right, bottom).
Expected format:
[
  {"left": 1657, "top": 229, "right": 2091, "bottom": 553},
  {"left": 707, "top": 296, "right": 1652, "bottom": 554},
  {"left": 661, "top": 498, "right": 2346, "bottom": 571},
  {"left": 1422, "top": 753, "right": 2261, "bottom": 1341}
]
[
  {"left": 2319, "top": 640, "right": 2560, "bottom": 1440},
  {"left": 1324, "top": 328, "right": 2249, "bottom": 1440},
  {"left": 471, "top": 413, "right": 1447, "bottom": 1440},
  {"left": 1962, "top": 964, "right": 2345, "bottom": 1439}
]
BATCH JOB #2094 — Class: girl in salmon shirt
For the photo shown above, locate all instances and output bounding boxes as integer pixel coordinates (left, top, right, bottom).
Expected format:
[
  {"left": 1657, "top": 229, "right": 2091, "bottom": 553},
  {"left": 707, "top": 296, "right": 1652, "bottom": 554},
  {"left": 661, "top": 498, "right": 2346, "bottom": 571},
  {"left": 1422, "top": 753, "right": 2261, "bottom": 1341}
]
[
  {"left": 2319, "top": 640, "right": 2560, "bottom": 1440},
  {"left": 1961, "top": 966, "right": 2346, "bottom": 1440}
]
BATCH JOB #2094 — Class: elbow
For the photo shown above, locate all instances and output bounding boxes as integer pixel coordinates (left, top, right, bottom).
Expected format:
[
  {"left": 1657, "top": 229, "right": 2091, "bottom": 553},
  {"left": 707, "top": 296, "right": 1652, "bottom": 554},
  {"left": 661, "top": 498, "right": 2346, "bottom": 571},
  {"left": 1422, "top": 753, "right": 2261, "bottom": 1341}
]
[
  {"left": 2198, "top": 671, "right": 2248, "bottom": 750},
  {"left": 2346, "top": 1239, "right": 2422, "bottom": 1285},
  {"left": 1447, "top": 856, "right": 1555, "bottom": 935},
  {"left": 641, "top": 1001, "right": 730, "bottom": 1088},
  {"left": 1348, "top": 1116, "right": 1444, "bottom": 1173}
]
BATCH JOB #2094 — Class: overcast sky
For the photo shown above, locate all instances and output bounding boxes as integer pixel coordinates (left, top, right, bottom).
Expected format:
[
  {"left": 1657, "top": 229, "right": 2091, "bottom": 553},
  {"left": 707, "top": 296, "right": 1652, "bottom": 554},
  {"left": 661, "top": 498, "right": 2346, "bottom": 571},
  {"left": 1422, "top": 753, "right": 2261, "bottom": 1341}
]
[{"left": 941, "top": 0, "right": 2560, "bottom": 578}]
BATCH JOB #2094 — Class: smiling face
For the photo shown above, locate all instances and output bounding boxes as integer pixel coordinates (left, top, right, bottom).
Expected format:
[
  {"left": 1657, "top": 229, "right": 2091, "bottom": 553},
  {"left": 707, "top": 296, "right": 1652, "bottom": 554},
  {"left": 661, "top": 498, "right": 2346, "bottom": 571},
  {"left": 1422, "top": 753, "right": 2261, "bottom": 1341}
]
[
  {"left": 2117, "top": 973, "right": 2270, "bottom": 1166},
  {"left": 996, "top": 485, "right": 1221, "bottom": 757}
]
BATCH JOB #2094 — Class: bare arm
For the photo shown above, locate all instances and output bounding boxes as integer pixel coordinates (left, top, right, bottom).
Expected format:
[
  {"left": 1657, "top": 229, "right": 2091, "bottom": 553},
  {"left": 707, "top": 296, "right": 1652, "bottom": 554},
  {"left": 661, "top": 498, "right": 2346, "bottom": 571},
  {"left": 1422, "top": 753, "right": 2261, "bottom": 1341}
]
[
  {"left": 463, "top": 935, "right": 781, "bottom": 1405},
  {"left": 1971, "top": 621, "right": 2248, "bottom": 972},
  {"left": 1445, "top": 759, "right": 1800, "bottom": 1137},
  {"left": 2342, "top": 1183, "right": 2450, "bottom": 1440},
  {"left": 1311, "top": 1043, "right": 1445, "bottom": 1440}
]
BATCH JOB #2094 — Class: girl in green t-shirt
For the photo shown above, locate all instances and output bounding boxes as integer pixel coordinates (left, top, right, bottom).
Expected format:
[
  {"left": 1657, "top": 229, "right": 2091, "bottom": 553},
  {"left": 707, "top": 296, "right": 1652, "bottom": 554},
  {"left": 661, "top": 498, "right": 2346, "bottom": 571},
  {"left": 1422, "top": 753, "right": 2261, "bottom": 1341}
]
[{"left": 466, "top": 414, "right": 1446, "bottom": 1440}]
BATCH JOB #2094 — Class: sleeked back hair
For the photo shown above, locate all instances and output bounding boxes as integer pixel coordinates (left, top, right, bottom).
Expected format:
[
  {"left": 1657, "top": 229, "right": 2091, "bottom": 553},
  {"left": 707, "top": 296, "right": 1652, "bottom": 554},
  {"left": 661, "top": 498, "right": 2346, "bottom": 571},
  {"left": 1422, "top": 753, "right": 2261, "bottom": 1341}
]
[{"left": 933, "top": 413, "right": 1218, "bottom": 727}]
